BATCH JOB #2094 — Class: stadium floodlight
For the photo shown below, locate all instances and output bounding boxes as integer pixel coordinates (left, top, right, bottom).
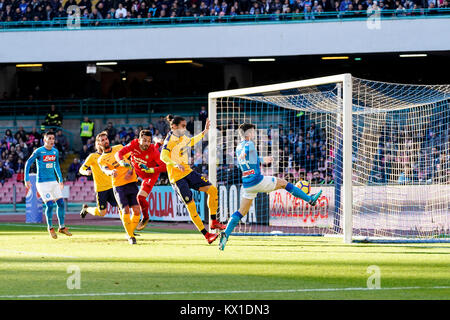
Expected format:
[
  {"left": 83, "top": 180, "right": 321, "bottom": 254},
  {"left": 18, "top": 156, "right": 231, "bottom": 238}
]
[
  {"left": 399, "top": 54, "right": 428, "bottom": 58},
  {"left": 96, "top": 62, "right": 118, "bottom": 66},
  {"left": 165, "top": 60, "right": 193, "bottom": 64},
  {"left": 321, "top": 56, "right": 349, "bottom": 60},
  {"left": 16, "top": 64, "right": 43, "bottom": 67},
  {"left": 208, "top": 74, "right": 450, "bottom": 243},
  {"left": 248, "top": 58, "right": 276, "bottom": 62}
]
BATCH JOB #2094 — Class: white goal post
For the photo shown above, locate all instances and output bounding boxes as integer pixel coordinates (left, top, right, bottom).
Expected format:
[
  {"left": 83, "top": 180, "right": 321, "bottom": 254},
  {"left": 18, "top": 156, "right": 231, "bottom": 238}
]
[{"left": 208, "top": 73, "right": 450, "bottom": 243}]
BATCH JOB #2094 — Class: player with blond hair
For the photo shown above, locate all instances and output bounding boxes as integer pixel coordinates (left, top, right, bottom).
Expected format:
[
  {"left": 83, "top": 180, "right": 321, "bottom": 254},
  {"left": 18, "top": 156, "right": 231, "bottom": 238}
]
[{"left": 79, "top": 140, "right": 121, "bottom": 219}]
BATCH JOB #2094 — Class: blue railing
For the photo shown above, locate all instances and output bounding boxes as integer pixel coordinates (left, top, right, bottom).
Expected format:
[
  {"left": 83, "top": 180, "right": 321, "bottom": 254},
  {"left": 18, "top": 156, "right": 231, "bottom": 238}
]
[{"left": 0, "top": 8, "right": 449, "bottom": 31}]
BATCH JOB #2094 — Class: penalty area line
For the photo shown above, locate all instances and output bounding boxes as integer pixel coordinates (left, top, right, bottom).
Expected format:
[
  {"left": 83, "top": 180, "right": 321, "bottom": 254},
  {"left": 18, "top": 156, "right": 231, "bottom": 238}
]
[
  {"left": 0, "top": 249, "right": 77, "bottom": 259},
  {"left": 0, "top": 223, "right": 155, "bottom": 234},
  {"left": 1, "top": 286, "right": 449, "bottom": 299}
]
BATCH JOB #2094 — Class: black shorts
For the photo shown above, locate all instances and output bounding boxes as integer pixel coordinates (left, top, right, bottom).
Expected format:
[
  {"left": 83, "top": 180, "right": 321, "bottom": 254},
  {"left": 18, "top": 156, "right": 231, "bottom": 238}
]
[
  {"left": 96, "top": 188, "right": 118, "bottom": 210},
  {"left": 172, "top": 171, "right": 211, "bottom": 204},
  {"left": 113, "top": 182, "right": 139, "bottom": 210}
]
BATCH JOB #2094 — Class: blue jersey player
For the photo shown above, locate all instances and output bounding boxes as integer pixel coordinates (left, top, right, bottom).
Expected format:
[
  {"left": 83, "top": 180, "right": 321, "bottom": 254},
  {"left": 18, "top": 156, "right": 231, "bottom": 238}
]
[
  {"left": 24, "top": 131, "right": 72, "bottom": 239},
  {"left": 219, "top": 123, "right": 322, "bottom": 250}
]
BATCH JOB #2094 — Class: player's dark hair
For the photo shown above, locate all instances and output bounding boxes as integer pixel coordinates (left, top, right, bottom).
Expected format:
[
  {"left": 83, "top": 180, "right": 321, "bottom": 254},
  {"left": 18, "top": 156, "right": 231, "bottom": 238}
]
[
  {"left": 238, "top": 123, "right": 255, "bottom": 139},
  {"left": 166, "top": 114, "right": 185, "bottom": 126},
  {"left": 43, "top": 131, "right": 55, "bottom": 138},
  {"left": 139, "top": 130, "right": 152, "bottom": 138}
]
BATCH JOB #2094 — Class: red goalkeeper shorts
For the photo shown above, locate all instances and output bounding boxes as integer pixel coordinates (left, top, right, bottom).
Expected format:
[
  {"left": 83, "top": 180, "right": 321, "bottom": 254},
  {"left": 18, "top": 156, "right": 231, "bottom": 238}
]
[{"left": 140, "top": 172, "right": 160, "bottom": 194}]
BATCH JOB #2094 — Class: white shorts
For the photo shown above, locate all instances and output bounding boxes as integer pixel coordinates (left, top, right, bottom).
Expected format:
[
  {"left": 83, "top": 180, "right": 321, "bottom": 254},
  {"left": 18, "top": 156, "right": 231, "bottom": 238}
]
[
  {"left": 242, "top": 176, "right": 277, "bottom": 200},
  {"left": 36, "top": 181, "right": 63, "bottom": 202}
]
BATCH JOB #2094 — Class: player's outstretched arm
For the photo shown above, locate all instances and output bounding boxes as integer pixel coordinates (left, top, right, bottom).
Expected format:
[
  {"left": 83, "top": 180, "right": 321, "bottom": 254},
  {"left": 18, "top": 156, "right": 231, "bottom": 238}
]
[
  {"left": 55, "top": 150, "right": 63, "bottom": 184},
  {"left": 24, "top": 149, "right": 39, "bottom": 188},
  {"left": 98, "top": 158, "right": 117, "bottom": 177},
  {"left": 189, "top": 118, "right": 209, "bottom": 147},
  {"left": 160, "top": 148, "right": 184, "bottom": 172},
  {"left": 79, "top": 160, "right": 92, "bottom": 176},
  {"left": 115, "top": 143, "right": 132, "bottom": 168}
]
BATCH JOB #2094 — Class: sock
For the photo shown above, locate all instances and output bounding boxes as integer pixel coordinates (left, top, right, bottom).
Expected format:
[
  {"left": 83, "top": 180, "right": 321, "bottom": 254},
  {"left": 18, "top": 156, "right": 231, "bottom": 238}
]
[
  {"left": 121, "top": 213, "right": 134, "bottom": 238},
  {"left": 87, "top": 207, "right": 104, "bottom": 216},
  {"left": 56, "top": 198, "right": 65, "bottom": 229},
  {"left": 285, "top": 183, "right": 311, "bottom": 202},
  {"left": 186, "top": 201, "right": 207, "bottom": 235},
  {"left": 224, "top": 211, "right": 243, "bottom": 238},
  {"left": 137, "top": 195, "right": 149, "bottom": 220},
  {"left": 130, "top": 214, "right": 140, "bottom": 233},
  {"left": 44, "top": 200, "right": 54, "bottom": 229},
  {"left": 206, "top": 185, "right": 218, "bottom": 222}
]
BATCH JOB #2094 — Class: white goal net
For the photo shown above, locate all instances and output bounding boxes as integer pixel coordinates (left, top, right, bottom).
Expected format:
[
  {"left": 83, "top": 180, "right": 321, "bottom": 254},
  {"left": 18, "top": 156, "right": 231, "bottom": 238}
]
[{"left": 208, "top": 74, "right": 450, "bottom": 243}]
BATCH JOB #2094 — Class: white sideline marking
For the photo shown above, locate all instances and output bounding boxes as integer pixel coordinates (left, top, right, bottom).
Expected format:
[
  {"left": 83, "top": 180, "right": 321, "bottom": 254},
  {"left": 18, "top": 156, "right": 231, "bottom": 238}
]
[
  {"left": 0, "top": 249, "right": 77, "bottom": 259},
  {"left": 0, "top": 286, "right": 449, "bottom": 299}
]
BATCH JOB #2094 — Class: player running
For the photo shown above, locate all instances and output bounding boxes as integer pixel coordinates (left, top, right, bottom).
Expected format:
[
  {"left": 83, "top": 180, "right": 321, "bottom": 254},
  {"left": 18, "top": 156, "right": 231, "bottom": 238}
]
[
  {"left": 24, "top": 131, "right": 72, "bottom": 239},
  {"left": 218, "top": 123, "right": 323, "bottom": 251},
  {"left": 79, "top": 140, "right": 120, "bottom": 219},
  {"left": 160, "top": 114, "right": 225, "bottom": 244},
  {"left": 116, "top": 130, "right": 166, "bottom": 231},
  {"left": 97, "top": 131, "right": 142, "bottom": 245}
]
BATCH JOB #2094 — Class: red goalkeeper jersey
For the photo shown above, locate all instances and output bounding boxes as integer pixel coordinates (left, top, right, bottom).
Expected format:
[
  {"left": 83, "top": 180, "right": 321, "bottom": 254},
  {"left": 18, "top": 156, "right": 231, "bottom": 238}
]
[{"left": 117, "top": 139, "right": 166, "bottom": 179}]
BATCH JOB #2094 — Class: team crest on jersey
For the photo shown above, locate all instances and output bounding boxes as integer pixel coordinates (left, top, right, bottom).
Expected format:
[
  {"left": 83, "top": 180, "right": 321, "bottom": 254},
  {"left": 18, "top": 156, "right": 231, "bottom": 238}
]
[
  {"left": 46, "top": 193, "right": 51, "bottom": 198},
  {"left": 43, "top": 155, "right": 56, "bottom": 162}
]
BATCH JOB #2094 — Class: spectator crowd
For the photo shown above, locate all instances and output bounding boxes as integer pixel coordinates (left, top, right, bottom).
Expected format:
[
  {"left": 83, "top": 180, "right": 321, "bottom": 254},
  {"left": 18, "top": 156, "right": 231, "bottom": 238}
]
[
  {"left": 0, "top": 127, "right": 43, "bottom": 185},
  {"left": 0, "top": 0, "right": 448, "bottom": 23}
]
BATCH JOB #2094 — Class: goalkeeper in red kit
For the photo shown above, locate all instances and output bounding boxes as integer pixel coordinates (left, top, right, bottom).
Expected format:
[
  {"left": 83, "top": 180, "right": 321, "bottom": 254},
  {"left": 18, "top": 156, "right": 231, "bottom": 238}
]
[{"left": 116, "top": 129, "right": 166, "bottom": 231}]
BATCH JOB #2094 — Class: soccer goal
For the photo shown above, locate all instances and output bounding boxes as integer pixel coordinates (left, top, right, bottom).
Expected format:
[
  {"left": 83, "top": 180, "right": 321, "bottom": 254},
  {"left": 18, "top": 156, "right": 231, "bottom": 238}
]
[{"left": 208, "top": 73, "right": 450, "bottom": 243}]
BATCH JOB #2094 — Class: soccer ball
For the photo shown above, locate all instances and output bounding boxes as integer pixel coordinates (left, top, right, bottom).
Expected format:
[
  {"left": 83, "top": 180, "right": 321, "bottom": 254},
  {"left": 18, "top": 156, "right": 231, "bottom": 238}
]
[{"left": 295, "top": 180, "right": 310, "bottom": 195}]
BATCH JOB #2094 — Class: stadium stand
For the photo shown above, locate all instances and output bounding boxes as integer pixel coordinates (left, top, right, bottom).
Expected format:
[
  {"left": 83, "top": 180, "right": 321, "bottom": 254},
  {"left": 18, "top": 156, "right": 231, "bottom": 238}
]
[{"left": 0, "top": 0, "right": 449, "bottom": 26}]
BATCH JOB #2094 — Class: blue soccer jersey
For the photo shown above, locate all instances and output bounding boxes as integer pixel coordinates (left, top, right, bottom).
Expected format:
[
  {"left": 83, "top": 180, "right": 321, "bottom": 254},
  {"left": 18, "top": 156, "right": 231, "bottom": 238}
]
[
  {"left": 24, "top": 146, "right": 63, "bottom": 183},
  {"left": 236, "top": 140, "right": 264, "bottom": 188}
]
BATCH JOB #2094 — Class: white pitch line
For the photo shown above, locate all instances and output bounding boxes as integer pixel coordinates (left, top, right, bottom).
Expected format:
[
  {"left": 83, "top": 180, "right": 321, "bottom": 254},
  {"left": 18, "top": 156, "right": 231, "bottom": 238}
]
[
  {"left": 0, "top": 249, "right": 77, "bottom": 259},
  {"left": 0, "top": 223, "right": 155, "bottom": 234},
  {"left": 0, "top": 286, "right": 449, "bottom": 299}
]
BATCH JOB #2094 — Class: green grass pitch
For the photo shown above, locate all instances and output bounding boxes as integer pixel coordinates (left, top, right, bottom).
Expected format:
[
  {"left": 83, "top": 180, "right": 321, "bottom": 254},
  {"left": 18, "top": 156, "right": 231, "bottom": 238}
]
[{"left": 0, "top": 223, "right": 449, "bottom": 300}]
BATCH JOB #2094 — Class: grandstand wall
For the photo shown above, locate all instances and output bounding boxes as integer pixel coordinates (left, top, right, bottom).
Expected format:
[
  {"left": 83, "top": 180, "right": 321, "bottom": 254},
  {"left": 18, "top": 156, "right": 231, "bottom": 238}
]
[{"left": 1, "top": 17, "right": 450, "bottom": 63}]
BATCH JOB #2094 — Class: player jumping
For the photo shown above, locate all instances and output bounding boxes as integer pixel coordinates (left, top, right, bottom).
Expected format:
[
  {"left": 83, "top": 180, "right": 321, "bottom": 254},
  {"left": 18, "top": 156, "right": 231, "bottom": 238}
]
[
  {"left": 116, "top": 130, "right": 166, "bottom": 231},
  {"left": 218, "top": 123, "right": 323, "bottom": 251},
  {"left": 24, "top": 131, "right": 72, "bottom": 239},
  {"left": 97, "top": 132, "right": 142, "bottom": 245},
  {"left": 160, "top": 114, "right": 226, "bottom": 244},
  {"left": 79, "top": 140, "right": 121, "bottom": 219}
]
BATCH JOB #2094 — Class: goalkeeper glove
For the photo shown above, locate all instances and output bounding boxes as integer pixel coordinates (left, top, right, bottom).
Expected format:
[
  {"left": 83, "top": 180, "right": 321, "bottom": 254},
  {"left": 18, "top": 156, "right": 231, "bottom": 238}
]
[
  {"left": 139, "top": 164, "right": 155, "bottom": 174},
  {"left": 119, "top": 160, "right": 132, "bottom": 168}
]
